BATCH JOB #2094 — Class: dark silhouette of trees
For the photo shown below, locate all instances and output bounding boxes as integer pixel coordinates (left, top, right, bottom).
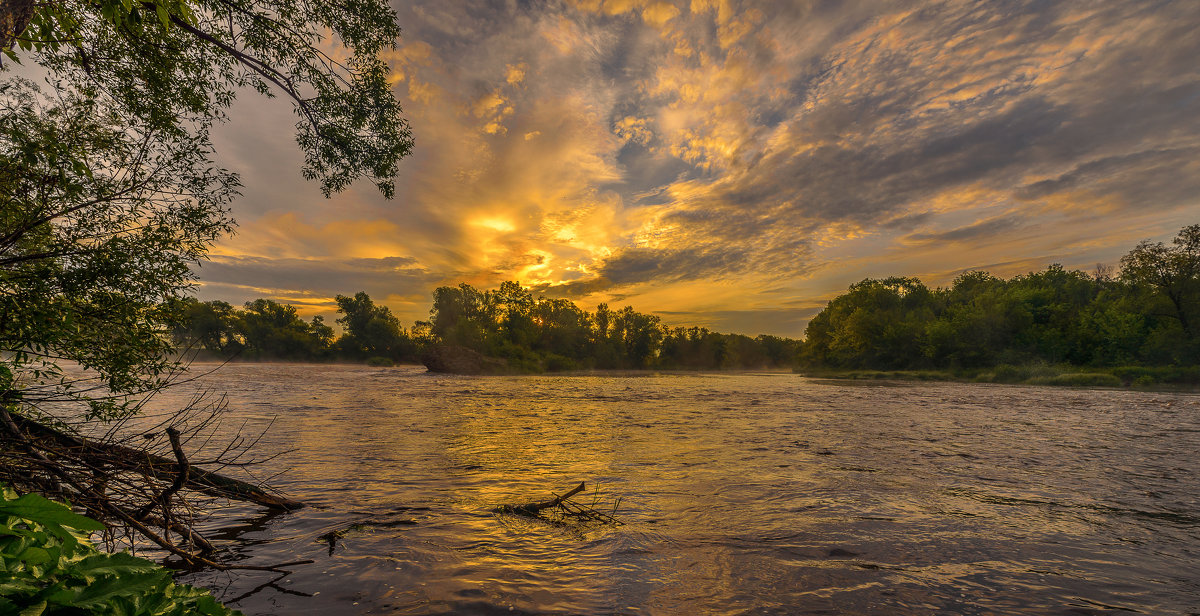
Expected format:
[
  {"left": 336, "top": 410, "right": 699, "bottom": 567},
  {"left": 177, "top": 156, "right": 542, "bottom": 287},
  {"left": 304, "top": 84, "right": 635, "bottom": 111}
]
[
  {"left": 334, "top": 291, "right": 415, "bottom": 361},
  {"left": 173, "top": 285, "right": 802, "bottom": 371},
  {"left": 237, "top": 299, "right": 330, "bottom": 360}
]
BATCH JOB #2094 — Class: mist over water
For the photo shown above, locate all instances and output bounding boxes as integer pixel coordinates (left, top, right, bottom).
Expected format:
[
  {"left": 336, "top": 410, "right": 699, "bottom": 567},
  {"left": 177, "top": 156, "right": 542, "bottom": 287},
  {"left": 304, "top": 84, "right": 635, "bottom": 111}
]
[{"left": 148, "top": 364, "right": 1200, "bottom": 615}]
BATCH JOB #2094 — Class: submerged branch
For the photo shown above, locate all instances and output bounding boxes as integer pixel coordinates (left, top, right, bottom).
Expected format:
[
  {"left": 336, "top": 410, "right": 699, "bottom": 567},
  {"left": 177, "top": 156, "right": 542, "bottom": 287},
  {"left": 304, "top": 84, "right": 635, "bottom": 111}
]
[
  {"left": 6, "top": 411, "right": 303, "bottom": 510},
  {"left": 494, "top": 481, "right": 622, "bottom": 527}
]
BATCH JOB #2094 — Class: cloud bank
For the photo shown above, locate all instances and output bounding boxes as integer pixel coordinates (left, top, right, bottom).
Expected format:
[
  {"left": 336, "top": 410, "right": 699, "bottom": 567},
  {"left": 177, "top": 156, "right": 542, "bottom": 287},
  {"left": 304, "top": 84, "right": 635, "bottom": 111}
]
[{"left": 202, "top": 0, "right": 1200, "bottom": 336}]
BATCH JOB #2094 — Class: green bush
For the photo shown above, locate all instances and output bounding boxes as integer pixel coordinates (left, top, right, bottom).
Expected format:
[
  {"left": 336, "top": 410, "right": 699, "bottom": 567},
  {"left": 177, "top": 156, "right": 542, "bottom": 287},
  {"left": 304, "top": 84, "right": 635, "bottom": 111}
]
[
  {"left": 542, "top": 354, "right": 578, "bottom": 372},
  {"left": 990, "top": 364, "right": 1025, "bottom": 383},
  {"left": 365, "top": 356, "right": 395, "bottom": 367},
  {"left": 1026, "top": 373, "right": 1122, "bottom": 387},
  {"left": 989, "top": 363, "right": 1061, "bottom": 383},
  {"left": 1110, "top": 365, "right": 1200, "bottom": 386},
  {"left": 0, "top": 485, "right": 240, "bottom": 616}
]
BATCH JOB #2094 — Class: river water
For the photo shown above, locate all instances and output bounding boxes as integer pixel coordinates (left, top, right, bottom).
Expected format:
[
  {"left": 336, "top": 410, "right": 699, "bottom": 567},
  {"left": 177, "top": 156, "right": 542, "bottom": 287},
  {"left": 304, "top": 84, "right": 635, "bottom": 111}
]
[{"left": 142, "top": 364, "right": 1200, "bottom": 615}]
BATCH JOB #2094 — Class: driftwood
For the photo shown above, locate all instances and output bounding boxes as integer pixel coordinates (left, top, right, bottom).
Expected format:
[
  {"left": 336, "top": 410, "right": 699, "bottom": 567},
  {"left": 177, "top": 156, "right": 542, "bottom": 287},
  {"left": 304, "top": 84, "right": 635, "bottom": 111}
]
[
  {"left": 495, "top": 481, "right": 587, "bottom": 516},
  {"left": 0, "top": 406, "right": 307, "bottom": 571},
  {"left": 494, "top": 481, "right": 622, "bottom": 526},
  {"left": 6, "top": 411, "right": 303, "bottom": 510}
]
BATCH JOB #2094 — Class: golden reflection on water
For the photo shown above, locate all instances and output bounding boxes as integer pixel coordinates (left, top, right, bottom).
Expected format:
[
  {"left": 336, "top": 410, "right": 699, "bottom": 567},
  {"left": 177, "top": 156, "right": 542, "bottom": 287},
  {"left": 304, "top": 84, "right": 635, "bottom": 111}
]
[{"left": 134, "top": 365, "right": 1200, "bottom": 616}]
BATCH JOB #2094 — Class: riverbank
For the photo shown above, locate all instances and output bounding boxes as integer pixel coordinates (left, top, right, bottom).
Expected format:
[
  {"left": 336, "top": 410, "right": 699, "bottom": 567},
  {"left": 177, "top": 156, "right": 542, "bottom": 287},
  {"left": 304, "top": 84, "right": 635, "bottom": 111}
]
[{"left": 797, "top": 364, "right": 1200, "bottom": 389}]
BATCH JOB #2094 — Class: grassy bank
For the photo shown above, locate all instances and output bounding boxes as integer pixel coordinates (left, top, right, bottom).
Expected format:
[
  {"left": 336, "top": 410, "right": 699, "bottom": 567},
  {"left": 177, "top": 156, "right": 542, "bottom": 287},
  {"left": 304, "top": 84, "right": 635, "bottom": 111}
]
[{"left": 798, "top": 364, "right": 1200, "bottom": 389}]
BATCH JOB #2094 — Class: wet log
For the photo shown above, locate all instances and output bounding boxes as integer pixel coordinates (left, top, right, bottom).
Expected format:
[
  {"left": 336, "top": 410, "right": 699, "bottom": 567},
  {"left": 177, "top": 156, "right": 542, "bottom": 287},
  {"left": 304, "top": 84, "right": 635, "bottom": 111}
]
[{"left": 7, "top": 412, "right": 303, "bottom": 511}]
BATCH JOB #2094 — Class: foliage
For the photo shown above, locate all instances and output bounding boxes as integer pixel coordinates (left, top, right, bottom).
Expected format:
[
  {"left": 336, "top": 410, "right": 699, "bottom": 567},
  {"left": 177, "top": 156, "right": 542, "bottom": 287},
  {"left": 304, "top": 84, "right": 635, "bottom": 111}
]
[
  {"left": 1024, "top": 373, "right": 1122, "bottom": 388},
  {"left": 173, "top": 285, "right": 802, "bottom": 371},
  {"left": 425, "top": 282, "right": 794, "bottom": 371},
  {"left": 2, "top": 0, "right": 411, "bottom": 428},
  {"left": 1120, "top": 224, "right": 1200, "bottom": 363},
  {"left": 4, "top": 0, "right": 412, "bottom": 197},
  {"left": 800, "top": 223, "right": 1200, "bottom": 375},
  {"left": 0, "top": 485, "right": 240, "bottom": 616},
  {"left": 1, "top": 0, "right": 411, "bottom": 567},
  {"left": 2, "top": 0, "right": 411, "bottom": 413},
  {"left": 1, "top": 80, "right": 236, "bottom": 419},
  {"left": 334, "top": 292, "right": 413, "bottom": 360}
]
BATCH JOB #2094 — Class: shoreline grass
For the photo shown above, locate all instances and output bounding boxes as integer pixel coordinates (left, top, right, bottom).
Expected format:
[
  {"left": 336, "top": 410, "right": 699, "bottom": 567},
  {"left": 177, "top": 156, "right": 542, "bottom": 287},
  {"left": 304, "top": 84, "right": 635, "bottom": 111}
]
[{"left": 797, "top": 364, "right": 1200, "bottom": 390}]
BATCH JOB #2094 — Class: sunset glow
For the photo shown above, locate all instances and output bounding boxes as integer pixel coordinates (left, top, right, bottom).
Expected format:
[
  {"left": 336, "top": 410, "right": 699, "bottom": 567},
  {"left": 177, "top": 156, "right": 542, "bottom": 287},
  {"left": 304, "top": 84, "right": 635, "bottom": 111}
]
[{"left": 199, "top": 0, "right": 1200, "bottom": 336}]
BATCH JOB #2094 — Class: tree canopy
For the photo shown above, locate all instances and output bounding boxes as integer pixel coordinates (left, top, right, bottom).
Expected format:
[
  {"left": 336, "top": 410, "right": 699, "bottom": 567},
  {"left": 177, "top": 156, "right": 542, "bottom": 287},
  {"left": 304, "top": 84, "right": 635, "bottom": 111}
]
[
  {"left": 1, "top": 79, "right": 237, "bottom": 418},
  {"left": 173, "top": 284, "right": 802, "bottom": 372},
  {"left": 799, "top": 223, "right": 1200, "bottom": 372},
  {"left": 3, "top": 0, "right": 412, "bottom": 196},
  {"left": 1, "top": 0, "right": 412, "bottom": 418}
]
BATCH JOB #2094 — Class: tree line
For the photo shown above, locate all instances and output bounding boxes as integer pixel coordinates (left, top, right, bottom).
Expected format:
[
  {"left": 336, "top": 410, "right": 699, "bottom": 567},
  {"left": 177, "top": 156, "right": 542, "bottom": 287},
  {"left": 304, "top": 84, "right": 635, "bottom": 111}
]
[
  {"left": 800, "top": 224, "right": 1200, "bottom": 373},
  {"left": 170, "top": 282, "right": 802, "bottom": 371}
]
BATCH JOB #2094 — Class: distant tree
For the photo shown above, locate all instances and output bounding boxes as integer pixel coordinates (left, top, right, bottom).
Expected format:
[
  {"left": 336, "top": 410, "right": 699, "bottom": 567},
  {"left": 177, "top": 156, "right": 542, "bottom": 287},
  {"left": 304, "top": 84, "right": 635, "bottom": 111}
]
[
  {"left": 611, "top": 306, "right": 663, "bottom": 369},
  {"left": 170, "top": 298, "right": 240, "bottom": 354},
  {"left": 925, "top": 271, "right": 1012, "bottom": 367},
  {"left": 1121, "top": 224, "right": 1200, "bottom": 350},
  {"left": 236, "top": 299, "right": 329, "bottom": 360},
  {"left": 335, "top": 291, "right": 410, "bottom": 360},
  {"left": 800, "top": 277, "right": 935, "bottom": 370},
  {"left": 1005, "top": 265, "right": 1099, "bottom": 364},
  {"left": 429, "top": 284, "right": 488, "bottom": 350},
  {"left": 532, "top": 297, "right": 591, "bottom": 360},
  {"left": 755, "top": 334, "right": 800, "bottom": 368}
]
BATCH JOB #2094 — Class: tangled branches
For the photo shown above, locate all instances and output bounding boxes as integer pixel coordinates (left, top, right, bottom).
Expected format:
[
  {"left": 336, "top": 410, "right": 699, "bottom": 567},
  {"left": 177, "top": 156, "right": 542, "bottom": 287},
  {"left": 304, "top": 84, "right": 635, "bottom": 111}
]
[
  {"left": 0, "top": 388, "right": 305, "bottom": 572},
  {"left": 495, "top": 481, "right": 623, "bottom": 528}
]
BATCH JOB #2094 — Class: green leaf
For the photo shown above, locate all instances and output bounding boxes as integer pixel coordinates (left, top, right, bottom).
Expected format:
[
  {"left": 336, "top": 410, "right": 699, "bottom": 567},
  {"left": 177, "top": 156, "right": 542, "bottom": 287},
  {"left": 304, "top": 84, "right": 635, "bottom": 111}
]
[
  {"left": 18, "top": 600, "right": 46, "bottom": 616},
  {"left": 14, "top": 546, "right": 51, "bottom": 566},
  {"left": 195, "top": 594, "right": 230, "bottom": 616},
  {"left": 71, "top": 552, "right": 160, "bottom": 582},
  {"left": 0, "top": 577, "right": 41, "bottom": 595},
  {"left": 0, "top": 495, "right": 104, "bottom": 532},
  {"left": 71, "top": 571, "right": 167, "bottom": 608},
  {"left": 155, "top": 3, "right": 170, "bottom": 29}
]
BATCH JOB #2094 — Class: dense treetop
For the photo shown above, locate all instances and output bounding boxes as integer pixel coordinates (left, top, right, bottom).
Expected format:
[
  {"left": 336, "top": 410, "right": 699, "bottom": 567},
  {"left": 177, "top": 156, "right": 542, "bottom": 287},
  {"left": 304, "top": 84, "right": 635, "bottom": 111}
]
[
  {"left": 3, "top": 0, "right": 412, "bottom": 196},
  {"left": 799, "top": 224, "right": 1200, "bottom": 373},
  {"left": 171, "top": 282, "right": 802, "bottom": 372}
]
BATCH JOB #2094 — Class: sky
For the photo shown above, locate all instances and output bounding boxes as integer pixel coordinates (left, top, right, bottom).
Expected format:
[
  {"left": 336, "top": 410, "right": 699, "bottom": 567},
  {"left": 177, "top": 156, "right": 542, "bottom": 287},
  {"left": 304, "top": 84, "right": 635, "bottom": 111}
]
[{"left": 198, "top": 0, "right": 1200, "bottom": 338}]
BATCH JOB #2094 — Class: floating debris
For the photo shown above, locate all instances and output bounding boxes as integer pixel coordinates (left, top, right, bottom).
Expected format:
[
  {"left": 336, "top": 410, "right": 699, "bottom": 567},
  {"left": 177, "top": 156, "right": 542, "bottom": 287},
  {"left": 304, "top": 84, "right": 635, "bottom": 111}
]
[{"left": 494, "top": 481, "right": 622, "bottom": 527}]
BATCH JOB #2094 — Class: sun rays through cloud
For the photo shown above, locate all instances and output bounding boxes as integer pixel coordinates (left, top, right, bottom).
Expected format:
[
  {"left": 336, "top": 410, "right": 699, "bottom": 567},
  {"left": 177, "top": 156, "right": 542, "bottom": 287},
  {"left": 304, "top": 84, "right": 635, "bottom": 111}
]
[{"left": 203, "top": 0, "right": 1200, "bottom": 335}]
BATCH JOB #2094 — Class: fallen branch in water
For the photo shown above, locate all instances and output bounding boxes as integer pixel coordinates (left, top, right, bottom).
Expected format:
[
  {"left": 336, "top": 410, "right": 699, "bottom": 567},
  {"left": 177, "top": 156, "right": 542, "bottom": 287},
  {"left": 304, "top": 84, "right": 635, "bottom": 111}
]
[
  {"left": 494, "top": 481, "right": 622, "bottom": 526},
  {"left": 0, "top": 401, "right": 305, "bottom": 571},
  {"left": 5, "top": 412, "right": 303, "bottom": 511}
]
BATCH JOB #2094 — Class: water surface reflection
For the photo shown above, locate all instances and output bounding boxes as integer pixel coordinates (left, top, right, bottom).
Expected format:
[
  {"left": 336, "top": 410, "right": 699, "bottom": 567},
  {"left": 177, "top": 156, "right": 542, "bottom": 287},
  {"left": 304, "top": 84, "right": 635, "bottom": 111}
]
[{"left": 140, "top": 364, "right": 1200, "bottom": 615}]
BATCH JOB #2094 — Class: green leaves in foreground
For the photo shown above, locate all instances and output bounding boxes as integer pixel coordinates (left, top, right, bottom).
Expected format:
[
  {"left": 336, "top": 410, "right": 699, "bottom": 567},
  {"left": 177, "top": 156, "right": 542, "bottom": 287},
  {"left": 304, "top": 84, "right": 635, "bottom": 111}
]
[{"left": 0, "top": 485, "right": 240, "bottom": 616}]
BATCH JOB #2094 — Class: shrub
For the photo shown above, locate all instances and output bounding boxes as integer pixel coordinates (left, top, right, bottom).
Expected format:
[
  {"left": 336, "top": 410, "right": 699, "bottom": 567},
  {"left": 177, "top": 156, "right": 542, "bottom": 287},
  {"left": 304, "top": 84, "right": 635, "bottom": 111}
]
[
  {"left": 366, "top": 356, "right": 395, "bottom": 367},
  {"left": 0, "top": 485, "right": 240, "bottom": 616},
  {"left": 1027, "top": 373, "right": 1122, "bottom": 387},
  {"left": 542, "top": 354, "right": 578, "bottom": 372}
]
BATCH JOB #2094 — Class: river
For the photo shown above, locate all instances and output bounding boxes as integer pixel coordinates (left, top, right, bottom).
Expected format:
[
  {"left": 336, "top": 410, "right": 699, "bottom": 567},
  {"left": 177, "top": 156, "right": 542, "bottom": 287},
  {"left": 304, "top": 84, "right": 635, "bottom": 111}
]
[{"left": 141, "top": 363, "right": 1200, "bottom": 615}]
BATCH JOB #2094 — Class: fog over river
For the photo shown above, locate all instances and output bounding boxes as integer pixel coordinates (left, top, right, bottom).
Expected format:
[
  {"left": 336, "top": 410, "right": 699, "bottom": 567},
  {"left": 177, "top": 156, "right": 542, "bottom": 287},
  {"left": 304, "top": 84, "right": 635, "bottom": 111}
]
[{"left": 143, "top": 364, "right": 1200, "bottom": 615}]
